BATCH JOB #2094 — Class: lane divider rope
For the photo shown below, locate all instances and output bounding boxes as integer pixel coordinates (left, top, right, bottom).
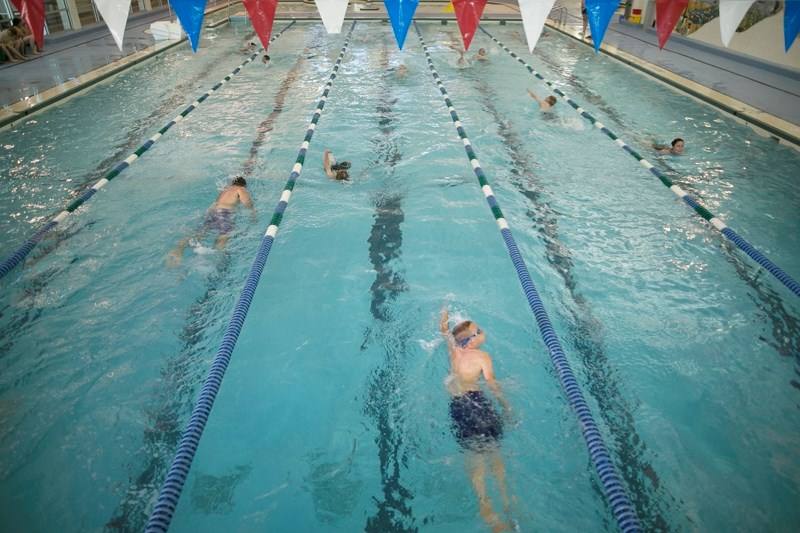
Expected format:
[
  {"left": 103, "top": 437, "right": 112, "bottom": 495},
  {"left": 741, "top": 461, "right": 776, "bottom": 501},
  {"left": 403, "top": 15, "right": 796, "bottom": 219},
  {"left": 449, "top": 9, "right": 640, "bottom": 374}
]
[
  {"left": 0, "top": 21, "right": 296, "bottom": 281},
  {"left": 414, "top": 22, "right": 643, "bottom": 533},
  {"left": 478, "top": 25, "right": 800, "bottom": 299},
  {"left": 144, "top": 20, "right": 357, "bottom": 533}
]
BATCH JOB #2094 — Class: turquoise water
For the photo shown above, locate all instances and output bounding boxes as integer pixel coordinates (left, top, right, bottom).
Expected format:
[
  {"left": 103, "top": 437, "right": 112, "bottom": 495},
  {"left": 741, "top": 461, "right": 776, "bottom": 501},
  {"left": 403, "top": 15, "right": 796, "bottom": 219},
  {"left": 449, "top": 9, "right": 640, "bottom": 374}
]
[{"left": 0, "top": 20, "right": 799, "bottom": 532}]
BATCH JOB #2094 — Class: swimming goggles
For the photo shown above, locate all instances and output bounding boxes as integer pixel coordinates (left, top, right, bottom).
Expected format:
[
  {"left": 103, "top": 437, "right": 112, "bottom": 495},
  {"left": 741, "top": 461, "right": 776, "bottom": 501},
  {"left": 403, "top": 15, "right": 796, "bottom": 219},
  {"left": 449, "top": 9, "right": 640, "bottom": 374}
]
[{"left": 457, "top": 328, "right": 482, "bottom": 347}]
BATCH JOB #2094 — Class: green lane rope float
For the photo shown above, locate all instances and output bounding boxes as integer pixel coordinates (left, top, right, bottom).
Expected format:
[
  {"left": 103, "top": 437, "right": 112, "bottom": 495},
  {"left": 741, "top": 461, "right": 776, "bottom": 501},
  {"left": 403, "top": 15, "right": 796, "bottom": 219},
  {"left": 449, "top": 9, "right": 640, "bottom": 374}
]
[
  {"left": 478, "top": 26, "right": 800, "bottom": 299},
  {"left": 0, "top": 21, "right": 296, "bottom": 281},
  {"left": 414, "top": 22, "right": 642, "bottom": 533},
  {"left": 145, "top": 21, "right": 357, "bottom": 533}
]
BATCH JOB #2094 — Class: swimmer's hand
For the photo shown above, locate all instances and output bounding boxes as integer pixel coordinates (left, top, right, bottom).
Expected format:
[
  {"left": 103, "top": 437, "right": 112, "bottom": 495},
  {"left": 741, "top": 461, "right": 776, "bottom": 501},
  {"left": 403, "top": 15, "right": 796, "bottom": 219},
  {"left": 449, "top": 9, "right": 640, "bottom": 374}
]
[{"left": 439, "top": 307, "right": 450, "bottom": 334}]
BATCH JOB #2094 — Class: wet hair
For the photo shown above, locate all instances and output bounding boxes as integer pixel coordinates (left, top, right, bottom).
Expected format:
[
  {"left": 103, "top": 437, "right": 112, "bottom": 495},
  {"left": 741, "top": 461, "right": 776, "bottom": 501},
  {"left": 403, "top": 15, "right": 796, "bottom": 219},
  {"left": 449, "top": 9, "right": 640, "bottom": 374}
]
[
  {"left": 452, "top": 320, "right": 474, "bottom": 339},
  {"left": 545, "top": 95, "right": 557, "bottom": 106},
  {"left": 330, "top": 161, "right": 351, "bottom": 171},
  {"left": 12, "top": 17, "right": 22, "bottom": 26},
  {"left": 232, "top": 176, "right": 247, "bottom": 187},
  {"left": 671, "top": 138, "right": 684, "bottom": 147},
  {"left": 263, "top": 54, "right": 270, "bottom": 61},
  {"left": 335, "top": 170, "right": 349, "bottom": 180}
]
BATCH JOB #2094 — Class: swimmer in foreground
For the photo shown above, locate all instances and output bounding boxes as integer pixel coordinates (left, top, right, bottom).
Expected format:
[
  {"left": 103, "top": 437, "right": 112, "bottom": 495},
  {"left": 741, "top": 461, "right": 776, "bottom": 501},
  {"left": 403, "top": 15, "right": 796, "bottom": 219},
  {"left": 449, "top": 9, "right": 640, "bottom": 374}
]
[
  {"left": 166, "top": 176, "right": 255, "bottom": 268},
  {"left": 654, "top": 138, "right": 685, "bottom": 155},
  {"left": 440, "top": 307, "right": 514, "bottom": 533}
]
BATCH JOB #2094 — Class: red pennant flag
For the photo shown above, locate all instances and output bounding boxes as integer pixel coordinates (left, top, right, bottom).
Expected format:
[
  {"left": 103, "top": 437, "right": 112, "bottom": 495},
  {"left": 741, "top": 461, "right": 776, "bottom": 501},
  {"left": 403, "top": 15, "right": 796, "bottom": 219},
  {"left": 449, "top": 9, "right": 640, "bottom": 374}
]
[
  {"left": 452, "top": 0, "right": 488, "bottom": 51},
  {"left": 242, "top": 0, "right": 280, "bottom": 51},
  {"left": 10, "top": 0, "right": 45, "bottom": 50},
  {"left": 655, "top": 0, "right": 689, "bottom": 49}
]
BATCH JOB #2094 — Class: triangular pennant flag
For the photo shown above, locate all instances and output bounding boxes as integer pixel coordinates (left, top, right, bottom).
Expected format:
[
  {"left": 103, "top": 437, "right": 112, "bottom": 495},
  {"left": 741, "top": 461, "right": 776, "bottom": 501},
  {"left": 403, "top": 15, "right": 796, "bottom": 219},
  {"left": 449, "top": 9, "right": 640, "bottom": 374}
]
[
  {"left": 786, "top": 0, "right": 800, "bottom": 51},
  {"left": 451, "top": 0, "right": 488, "bottom": 50},
  {"left": 385, "top": 0, "right": 420, "bottom": 49},
  {"left": 518, "top": 0, "right": 556, "bottom": 52},
  {"left": 718, "top": 0, "right": 756, "bottom": 47},
  {"left": 584, "top": 0, "right": 618, "bottom": 52},
  {"left": 10, "top": 0, "right": 45, "bottom": 50},
  {"left": 243, "top": 0, "right": 279, "bottom": 48},
  {"left": 92, "top": 0, "right": 131, "bottom": 51},
  {"left": 443, "top": 1, "right": 454, "bottom": 13},
  {"left": 655, "top": 0, "right": 689, "bottom": 49},
  {"left": 315, "top": 0, "right": 349, "bottom": 34},
  {"left": 169, "top": 0, "right": 206, "bottom": 52}
]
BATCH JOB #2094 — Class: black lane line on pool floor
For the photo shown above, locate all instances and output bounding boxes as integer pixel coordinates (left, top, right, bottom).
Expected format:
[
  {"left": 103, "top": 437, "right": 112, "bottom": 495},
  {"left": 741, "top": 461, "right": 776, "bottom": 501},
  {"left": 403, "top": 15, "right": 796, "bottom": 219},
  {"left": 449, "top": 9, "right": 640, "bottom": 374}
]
[
  {"left": 448, "top": 27, "right": 676, "bottom": 530},
  {"left": 509, "top": 30, "right": 800, "bottom": 368},
  {"left": 360, "top": 35, "right": 418, "bottom": 533},
  {"left": 103, "top": 47, "right": 317, "bottom": 532}
]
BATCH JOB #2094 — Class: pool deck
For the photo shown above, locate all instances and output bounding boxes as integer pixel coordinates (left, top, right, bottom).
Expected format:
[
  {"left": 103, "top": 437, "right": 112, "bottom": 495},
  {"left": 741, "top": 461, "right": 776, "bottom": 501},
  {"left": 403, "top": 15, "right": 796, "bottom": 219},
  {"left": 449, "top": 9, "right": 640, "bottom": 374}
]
[{"left": 0, "top": 0, "right": 798, "bottom": 147}]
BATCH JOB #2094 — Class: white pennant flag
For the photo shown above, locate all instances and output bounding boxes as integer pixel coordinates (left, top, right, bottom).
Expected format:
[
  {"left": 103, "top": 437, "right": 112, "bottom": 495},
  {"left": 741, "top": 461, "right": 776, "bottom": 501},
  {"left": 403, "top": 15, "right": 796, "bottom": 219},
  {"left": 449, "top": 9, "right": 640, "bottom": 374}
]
[
  {"left": 518, "top": 0, "right": 557, "bottom": 52},
  {"left": 93, "top": 0, "right": 130, "bottom": 51},
  {"left": 314, "top": 0, "right": 350, "bottom": 34},
  {"left": 719, "top": 0, "right": 757, "bottom": 47}
]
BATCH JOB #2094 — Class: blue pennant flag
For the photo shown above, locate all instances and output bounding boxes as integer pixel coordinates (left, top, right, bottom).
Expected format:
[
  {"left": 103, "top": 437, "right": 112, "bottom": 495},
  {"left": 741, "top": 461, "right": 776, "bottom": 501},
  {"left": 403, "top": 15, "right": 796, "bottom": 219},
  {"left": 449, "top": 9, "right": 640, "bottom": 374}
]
[
  {"left": 170, "top": 0, "right": 207, "bottom": 52},
  {"left": 585, "top": 0, "right": 618, "bottom": 52},
  {"left": 385, "top": 0, "right": 420, "bottom": 49}
]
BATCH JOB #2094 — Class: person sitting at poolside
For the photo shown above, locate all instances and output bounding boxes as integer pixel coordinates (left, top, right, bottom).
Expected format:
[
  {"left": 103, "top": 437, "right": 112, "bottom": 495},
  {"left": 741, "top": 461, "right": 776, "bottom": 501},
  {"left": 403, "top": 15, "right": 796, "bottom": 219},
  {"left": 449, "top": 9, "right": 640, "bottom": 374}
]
[
  {"left": 473, "top": 48, "right": 488, "bottom": 62},
  {"left": 166, "top": 176, "right": 255, "bottom": 267},
  {"left": 0, "top": 27, "right": 26, "bottom": 62},
  {"left": 527, "top": 88, "right": 557, "bottom": 114},
  {"left": 324, "top": 149, "right": 351, "bottom": 181},
  {"left": 654, "top": 138, "right": 685, "bottom": 155},
  {"left": 440, "top": 307, "right": 514, "bottom": 533},
  {"left": 12, "top": 17, "right": 41, "bottom": 55}
]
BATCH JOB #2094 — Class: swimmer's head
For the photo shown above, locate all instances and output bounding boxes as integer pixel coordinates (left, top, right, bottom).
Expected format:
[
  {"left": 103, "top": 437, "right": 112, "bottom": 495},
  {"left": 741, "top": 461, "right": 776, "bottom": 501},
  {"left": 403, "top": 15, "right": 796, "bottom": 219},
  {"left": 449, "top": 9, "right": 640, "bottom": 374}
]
[
  {"left": 545, "top": 96, "right": 557, "bottom": 106},
  {"left": 452, "top": 321, "right": 483, "bottom": 348},
  {"left": 331, "top": 161, "right": 351, "bottom": 171},
  {"left": 335, "top": 170, "right": 349, "bottom": 180},
  {"left": 232, "top": 176, "right": 247, "bottom": 187},
  {"left": 262, "top": 54, "right": 270, "bottom": 63},
  {"left": 671, "top": 138, "right": 685, "bottom": 153}
]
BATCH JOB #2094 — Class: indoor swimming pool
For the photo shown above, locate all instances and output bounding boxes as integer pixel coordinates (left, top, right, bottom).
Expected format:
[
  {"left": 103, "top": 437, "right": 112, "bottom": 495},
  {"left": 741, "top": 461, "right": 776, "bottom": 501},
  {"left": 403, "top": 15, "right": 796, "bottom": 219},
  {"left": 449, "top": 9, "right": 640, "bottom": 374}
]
[{"left": 0, "top": 18, "right": 799, "bottom": 532}]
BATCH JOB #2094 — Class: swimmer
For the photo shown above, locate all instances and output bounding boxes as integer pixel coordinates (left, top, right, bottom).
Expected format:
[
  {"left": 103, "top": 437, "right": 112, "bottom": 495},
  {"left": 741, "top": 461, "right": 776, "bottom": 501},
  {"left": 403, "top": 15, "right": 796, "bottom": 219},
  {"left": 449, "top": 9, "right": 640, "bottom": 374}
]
[
  {"left": 527, "top": 88, "right": 557, "bottom": 113},
  {"left": 324, "top": 149, "right": 351, "bottom": 181},
  {"left": 261, "top": 54, "right": 270, "bottom": 65},
  {"left": 440, "top": 307, "right": 514, "bottom": 533},
  {"left": 654, "top": 138, "right": 685, "bottom": 155},
  {"left": 474, "top": 48, "right": 488, "bottom": 62},
  {"left": 239, "top": 41, "right": 257, "bottom": 53},
  {"left": 395, "top": 64, "right": 409, "bottom": 80},
  {"left": 449, "top": 42, "right": 469, "bottom": 68},
  {"left": 166, "top": 176, "right": 255, "bottom": 268}
]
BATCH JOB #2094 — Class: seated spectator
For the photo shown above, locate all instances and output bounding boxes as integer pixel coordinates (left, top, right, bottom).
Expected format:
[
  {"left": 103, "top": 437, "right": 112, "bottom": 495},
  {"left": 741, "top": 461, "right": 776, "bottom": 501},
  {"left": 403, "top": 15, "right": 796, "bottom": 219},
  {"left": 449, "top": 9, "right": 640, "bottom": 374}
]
[
  {"left": 0, "top": 27, "right": 26, "bottom": 62},
  {"left": 12, "top": 17, "right": 42, "bottom": 54}
]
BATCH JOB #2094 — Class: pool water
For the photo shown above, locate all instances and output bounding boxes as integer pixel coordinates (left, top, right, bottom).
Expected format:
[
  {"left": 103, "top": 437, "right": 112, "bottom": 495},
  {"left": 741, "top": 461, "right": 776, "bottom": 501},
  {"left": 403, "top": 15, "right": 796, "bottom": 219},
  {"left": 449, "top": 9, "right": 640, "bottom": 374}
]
[{"left": 0, "top": 20, "right": 799, "bottom": 532}]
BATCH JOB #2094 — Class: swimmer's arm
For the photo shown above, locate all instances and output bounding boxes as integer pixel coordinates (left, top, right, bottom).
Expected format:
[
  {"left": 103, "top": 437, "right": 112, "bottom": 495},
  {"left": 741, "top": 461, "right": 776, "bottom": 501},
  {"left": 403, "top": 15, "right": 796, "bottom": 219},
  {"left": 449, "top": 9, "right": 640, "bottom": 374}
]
[
  {"left": 439, "top": 307, "right": 458, "bottom": 362},
  {"left": 527, "top": 88, "right": 543, "bottom": 104},
  {"left": 323, "top": 150, "right": 335, "bottom": 178},
  {"left": 482, "top": 355, "right": 511, "bottom": 413}
]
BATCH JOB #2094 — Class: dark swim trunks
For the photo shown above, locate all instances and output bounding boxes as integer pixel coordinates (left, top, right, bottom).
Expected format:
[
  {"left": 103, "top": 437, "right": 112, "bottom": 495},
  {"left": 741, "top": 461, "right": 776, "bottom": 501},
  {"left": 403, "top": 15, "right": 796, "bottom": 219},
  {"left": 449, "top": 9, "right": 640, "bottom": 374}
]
[
  {"left": 202, "top": 208, "right": 233, "bottom": 235},
  {"left": 450, "top": 391, "right": 504, "bottom": 450}
]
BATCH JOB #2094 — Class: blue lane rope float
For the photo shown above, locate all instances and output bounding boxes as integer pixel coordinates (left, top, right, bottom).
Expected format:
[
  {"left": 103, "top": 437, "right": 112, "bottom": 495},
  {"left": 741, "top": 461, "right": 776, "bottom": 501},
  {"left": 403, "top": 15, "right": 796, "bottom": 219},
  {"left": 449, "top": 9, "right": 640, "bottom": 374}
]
[
  {"left": 144, "top": 21, "right": 358, "bottom": 533},
  {"left": 478, "top": 26, "right": 800, "bottom": 300},
  {"left": 0, "top": 21, "right": 297, "bottom": 282},
  {"left": 413, "top": 23, "right": 642, "bottom": 533}
]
